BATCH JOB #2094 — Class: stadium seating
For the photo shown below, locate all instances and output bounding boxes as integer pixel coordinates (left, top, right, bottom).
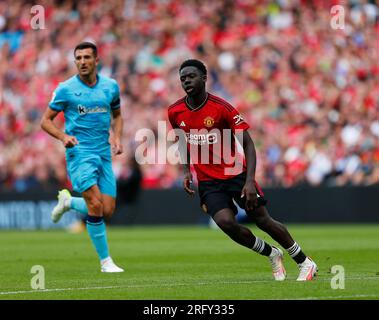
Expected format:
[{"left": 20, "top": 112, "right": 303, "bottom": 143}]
[{"left": 0, "top": 0, "right": 378, "bottom": 191}]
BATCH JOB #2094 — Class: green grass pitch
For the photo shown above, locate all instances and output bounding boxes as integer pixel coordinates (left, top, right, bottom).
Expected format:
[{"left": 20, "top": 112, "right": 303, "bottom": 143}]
[{"left": 0, "top": 224, "right": 378, "bottom": 300}]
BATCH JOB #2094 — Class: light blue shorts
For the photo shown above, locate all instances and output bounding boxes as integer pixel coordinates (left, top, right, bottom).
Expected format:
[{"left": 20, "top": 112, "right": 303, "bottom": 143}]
[{"left": 66, "top": 154, "right": 116, "bottom": 197}]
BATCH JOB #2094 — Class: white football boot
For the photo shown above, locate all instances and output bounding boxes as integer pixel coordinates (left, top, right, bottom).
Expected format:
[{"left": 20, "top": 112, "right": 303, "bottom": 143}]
[
  {"left": 269, "top": 246, "right": 286, "bottom": 281},
  {"left": 297, "top": 257, "right": 318, "bottom": 281},
  {"left": 51, "top": 189, "right": 72, "bottom": 223},
  {"left": 100, "top": 257, "right": 124, "bottom": 273}
]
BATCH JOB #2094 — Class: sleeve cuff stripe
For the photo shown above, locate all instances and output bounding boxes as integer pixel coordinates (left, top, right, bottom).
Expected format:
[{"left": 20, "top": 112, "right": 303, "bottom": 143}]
[{"left": 110, "top": 98, "right": 120, "bottom": 107}]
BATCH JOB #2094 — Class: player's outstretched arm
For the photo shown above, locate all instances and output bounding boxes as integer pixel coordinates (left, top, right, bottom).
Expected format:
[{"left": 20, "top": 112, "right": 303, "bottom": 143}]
[
  {"left": 111, "top": 108, "right": 123, "bottom": 155},
  {"left": 183, "top": 166, "right": 195, "bottom": 197},
  {"left": 237, "top": 130, "right": 258, "bottom": 211},
  {"left": 175, "top": 129, "right": 195, "bottom": 197},
  {"left": 40, "top": 108, "right": 78, "bottom": 148},
  {"left": 182, "top": 147, "right": 195, "bottom": 196}
]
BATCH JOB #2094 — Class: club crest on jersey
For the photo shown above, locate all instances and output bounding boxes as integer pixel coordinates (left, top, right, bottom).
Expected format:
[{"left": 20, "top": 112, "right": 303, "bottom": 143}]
[{"left": 203, "top": 116, "right": 215, "bottom": 128}]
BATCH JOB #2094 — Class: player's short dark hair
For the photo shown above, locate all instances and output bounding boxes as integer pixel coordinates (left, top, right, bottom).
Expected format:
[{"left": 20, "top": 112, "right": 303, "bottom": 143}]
[
  {"left": 179, "top": 59, "right": 207, "bottom": 75},
  {"left": 74, "top": 42, "right": 97, "bottom": 57}
]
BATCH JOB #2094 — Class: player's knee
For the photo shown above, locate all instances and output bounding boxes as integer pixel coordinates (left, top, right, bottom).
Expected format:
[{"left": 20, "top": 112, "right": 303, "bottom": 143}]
[
  {"left": 87, "top": 197, "right": 103, "bottom": 214},
  {"left": 255, "top": 215, "right": 274, "bottom": 231},
  {"left": 215, "top": 217, "right": 238, "bottom": 234},
  {"left": 251, "top": 207, "right": 271, "bottom": 230},
  {"left": 103, "top": 205, "right": 115, "bottom": 220}
]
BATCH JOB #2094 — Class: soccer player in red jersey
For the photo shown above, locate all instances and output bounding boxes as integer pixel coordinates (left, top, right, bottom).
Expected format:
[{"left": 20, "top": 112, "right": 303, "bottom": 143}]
[{"left": 168, "top": 59, "right": 317, "bottom": 281}]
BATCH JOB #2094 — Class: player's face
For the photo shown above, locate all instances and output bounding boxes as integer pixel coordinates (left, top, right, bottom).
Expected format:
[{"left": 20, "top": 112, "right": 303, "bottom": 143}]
[
  {"left": 180, "top": 66, "right": 206, "bottom": 96},
  {"left": 74, "top": 48, "right": 98, "bottom": 76}
]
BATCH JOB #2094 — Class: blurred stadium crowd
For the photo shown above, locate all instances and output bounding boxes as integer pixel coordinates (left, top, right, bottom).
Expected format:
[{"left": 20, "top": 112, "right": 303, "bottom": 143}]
[{"left": 1, "top": 0, "right": 379, "bottom": 192}]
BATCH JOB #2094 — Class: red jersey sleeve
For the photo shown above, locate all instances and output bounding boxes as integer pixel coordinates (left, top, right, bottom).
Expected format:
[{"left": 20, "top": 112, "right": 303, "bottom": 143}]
[
  {"left": 167, "top": 109, "right": 179, "bottom": 129},
  {"left": 224, "top": 105, "right": 250, "bottom": 132}
]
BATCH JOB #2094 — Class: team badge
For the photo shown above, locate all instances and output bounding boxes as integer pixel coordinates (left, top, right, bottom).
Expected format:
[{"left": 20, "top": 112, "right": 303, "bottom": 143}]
[{"left": 203, "top": 116, "right": 215, "bottom": 128}]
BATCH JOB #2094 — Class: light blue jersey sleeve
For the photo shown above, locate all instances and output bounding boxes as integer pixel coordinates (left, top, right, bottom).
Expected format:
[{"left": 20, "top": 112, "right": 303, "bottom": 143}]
[
  {"left": 49, "top": 84, "right": 67, "bottom": 111},
  {"left": 110, "top": 81, "right": 120, "bottom": 110}
]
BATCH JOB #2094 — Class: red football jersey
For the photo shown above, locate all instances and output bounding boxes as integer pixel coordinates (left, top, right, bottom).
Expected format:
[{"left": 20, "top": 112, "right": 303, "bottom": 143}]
[{"left": 168, "top": 93, "right": 250, "bottom": 181}]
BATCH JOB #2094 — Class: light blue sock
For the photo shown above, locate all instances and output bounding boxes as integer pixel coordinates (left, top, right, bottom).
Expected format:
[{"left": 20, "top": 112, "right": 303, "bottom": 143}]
[
  {"left": 86, "top": 216, "right": 109, "bottom": 261},
  {"left": 71, "top": 197, "right": 88, "bottom": 217}
]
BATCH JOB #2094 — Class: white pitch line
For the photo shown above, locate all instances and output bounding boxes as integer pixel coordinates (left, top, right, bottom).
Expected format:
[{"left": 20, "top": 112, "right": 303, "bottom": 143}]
[
  {"left": 0, "top": 281, "right": 267, "bottom": 296},
  {"left": 0, "top": 276, "right": 378, "bottom": 296},
  {"left": 0, "top": 285, "right": 123, "bottom": 296}
]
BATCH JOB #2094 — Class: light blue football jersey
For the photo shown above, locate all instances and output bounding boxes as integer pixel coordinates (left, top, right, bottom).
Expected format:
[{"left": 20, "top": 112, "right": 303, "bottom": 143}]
[{"left": 49, "top": 74, "right": 120, "bottom": 159}]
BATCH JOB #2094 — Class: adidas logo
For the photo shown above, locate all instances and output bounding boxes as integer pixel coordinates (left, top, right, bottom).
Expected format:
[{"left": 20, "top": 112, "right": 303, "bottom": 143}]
[{"left": 180, "top": 121, "right": 186, "bottom": 127}]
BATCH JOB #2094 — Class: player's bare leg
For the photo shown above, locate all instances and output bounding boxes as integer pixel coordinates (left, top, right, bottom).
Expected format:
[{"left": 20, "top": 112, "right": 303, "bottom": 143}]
[
  {"left": 247, "top": 206, "right": 317, "bottom": 281},
  {"left": 82, "top": 186, "right": 103, "bottom": 217},
  {"left": 247, "top": 206, "right": 294, "bottom": 248},
  {"left": 82, "top": 185, "right": 123, "bottom": 273},
  {"left": 101, "top": 194, "right": 116, "bottom": 221},
  {"left": 213, "top": 208, "right": 286, "bottom": 281}
]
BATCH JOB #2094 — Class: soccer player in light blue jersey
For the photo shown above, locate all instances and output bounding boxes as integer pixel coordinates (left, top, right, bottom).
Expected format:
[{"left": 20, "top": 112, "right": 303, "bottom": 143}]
[{"left": 41, "top": 42, "right": 124, "bottom": 273}]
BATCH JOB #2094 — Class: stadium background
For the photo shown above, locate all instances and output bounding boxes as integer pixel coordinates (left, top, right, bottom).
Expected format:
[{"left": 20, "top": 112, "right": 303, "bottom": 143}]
[{"left": 0, "top": 0, "right": 379, "bottom": 228}]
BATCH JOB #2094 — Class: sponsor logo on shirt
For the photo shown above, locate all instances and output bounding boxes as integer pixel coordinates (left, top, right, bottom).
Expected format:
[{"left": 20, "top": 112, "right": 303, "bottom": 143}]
[
  {"left": 185, "top": 132, "right": 218, "bottom": 145},
  {"left": 77, "top": 104, "right": 107, "bottom": 115}
]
